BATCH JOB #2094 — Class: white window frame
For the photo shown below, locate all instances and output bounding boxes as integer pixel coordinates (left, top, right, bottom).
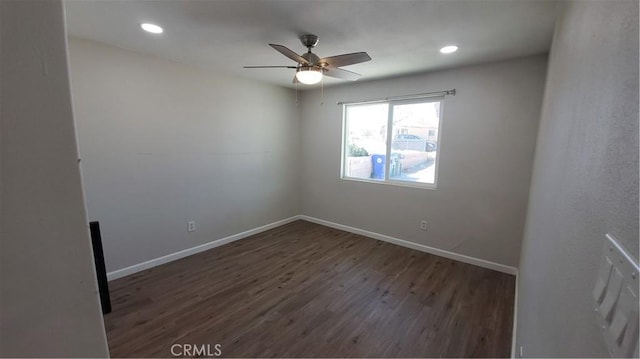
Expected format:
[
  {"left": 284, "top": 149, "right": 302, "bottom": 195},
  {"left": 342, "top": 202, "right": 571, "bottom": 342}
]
[{"left": 340, "top": 96, "right": 445, "bottom": 190}]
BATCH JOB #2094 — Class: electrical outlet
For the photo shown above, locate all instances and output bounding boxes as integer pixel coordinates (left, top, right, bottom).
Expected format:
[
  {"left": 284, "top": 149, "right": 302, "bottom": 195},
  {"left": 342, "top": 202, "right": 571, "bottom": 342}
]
[
  {"left": 420, "top": 220, "right": 427, "bottom": 230},
  {"left": 187, "top": 221, "right": 196, "bottom": 232}
]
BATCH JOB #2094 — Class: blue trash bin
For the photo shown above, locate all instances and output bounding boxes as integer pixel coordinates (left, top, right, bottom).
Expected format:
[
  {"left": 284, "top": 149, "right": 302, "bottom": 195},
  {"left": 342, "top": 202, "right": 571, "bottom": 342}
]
[{"left": 371, "top": 154, "right": 385, "bottom": 179}]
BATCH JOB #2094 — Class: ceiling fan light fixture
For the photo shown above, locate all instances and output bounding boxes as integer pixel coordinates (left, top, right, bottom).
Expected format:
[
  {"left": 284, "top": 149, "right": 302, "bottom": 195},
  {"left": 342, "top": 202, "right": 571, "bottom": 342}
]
[{"left": 295, "top": 67, "right": 323, "bottom": 85}]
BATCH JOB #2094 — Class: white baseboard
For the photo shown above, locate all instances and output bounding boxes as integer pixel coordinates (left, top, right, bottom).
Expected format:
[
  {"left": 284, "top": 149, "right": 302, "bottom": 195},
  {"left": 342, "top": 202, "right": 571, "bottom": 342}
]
[
  {"left": 298, "top": 215, "right": 518, "bottom": 275},
  {"left": 106, "top": 216, "right": 301, "bottom": 281},
  {"left": 108, "top": 214, "right": 518, "bottom": 281},
  {"left": 511, "top": 273, "right": 520, "bottom": 358}
]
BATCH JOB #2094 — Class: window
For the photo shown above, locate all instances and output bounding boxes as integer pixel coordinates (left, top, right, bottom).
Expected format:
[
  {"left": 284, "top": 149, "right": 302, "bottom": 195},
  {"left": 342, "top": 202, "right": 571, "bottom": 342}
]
[{"left": 341, "top": 97, "right": 443, "bottom": 188}]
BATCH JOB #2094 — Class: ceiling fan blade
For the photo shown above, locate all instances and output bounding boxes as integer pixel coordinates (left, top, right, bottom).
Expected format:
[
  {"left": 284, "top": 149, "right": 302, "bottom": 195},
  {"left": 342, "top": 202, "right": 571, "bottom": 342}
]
[
  {"left": 269, "top": 44, "right": 309, "bottom": 65},
  {"left": 243, "top": 66, "right": 298, "bottom": 69},
  {"left": 324, "top": 67, "right": 361, "bottom": 81},
  {"left": 320, "top": 52, "right": 371, "bottom": 68}
]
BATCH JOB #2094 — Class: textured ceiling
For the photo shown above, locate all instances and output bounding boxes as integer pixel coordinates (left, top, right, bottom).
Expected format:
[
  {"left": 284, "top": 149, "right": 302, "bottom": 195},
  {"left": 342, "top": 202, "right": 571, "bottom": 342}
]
[{"left": 64, "top": 0, "right": 559, "bottom": 89}]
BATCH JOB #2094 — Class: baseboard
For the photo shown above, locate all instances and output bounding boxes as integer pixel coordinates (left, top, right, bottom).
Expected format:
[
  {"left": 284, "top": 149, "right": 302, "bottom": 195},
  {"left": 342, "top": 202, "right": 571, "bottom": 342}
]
[
  {"left": 298, "top": 215, "right": 518, "bottom": 275},
  {"left": 108, "top": 214, "right": 518, "bottom": 281},
  {"left": 511, "top": 273, "right": 520, "bottom": 358},
  {"left": 106, "top": 215, "right": 301, "bottom": 281},
  {"left": 299, "top": 215, "right": 520, "bottom": 355}
]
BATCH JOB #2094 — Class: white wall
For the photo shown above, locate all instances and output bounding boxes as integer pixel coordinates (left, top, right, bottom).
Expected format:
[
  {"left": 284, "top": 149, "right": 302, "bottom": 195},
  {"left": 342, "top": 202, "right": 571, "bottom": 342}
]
[
  {"left": 299, "top": 55, "right": 547, "bottom": 268},
  {"left": 0, "top": 1, "right": 109, "bottom": 357},
  {"left": 515, "top": 1, "right": 638, "bottom": 357},
  {"left": 68, "top": 38, "right": 300, "bottom": 272}
]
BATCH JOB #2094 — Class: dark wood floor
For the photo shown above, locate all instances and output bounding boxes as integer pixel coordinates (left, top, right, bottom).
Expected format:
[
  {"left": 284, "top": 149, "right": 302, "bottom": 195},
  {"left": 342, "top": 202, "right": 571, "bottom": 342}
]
[{"left": 104, "top": 220, "right": 515, "bottom": 358}]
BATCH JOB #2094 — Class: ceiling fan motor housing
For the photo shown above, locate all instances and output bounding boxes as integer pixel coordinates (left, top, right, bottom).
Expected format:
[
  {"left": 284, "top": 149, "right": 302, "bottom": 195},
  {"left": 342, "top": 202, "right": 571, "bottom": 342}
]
[{"left": 301, "top": 52, "right": 321, "bottom": 67}]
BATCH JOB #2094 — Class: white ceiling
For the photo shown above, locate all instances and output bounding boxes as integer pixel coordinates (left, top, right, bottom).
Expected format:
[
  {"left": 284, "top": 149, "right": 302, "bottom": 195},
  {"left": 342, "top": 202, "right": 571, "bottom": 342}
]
[{"left": 64, "top": 0, "right": 559, "bottom": 89}]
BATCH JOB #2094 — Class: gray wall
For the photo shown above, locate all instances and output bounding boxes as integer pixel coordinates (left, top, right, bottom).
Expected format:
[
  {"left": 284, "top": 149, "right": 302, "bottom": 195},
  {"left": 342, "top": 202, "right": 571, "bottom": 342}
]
[
  {"left": 300, "top": 55, "right": 547, "bottom": 267},
  {"left": 0, "top": 1, "right": 109, "bottom": 357},
  {"left": 515, "top": 1, "right": 639, "bottom": 357},
  {"left": 68, "top": 39, "right": 300, "bottom": 272}
]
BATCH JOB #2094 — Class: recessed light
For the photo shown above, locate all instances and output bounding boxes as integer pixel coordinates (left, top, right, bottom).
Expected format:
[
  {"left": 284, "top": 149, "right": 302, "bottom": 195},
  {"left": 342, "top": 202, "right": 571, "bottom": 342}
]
[
  {"left": 440, "top": 45, "right": 458, "bottom": 54},
  {"left": 141, "top": 23, "right": 163, "bottom": 34}
]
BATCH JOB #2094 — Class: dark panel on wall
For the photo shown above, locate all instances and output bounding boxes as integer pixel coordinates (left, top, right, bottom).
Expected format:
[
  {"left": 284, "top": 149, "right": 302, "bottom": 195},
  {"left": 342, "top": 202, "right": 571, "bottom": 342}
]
[{"left": 90, "top": 221, "right": 111, "bottom": 314}]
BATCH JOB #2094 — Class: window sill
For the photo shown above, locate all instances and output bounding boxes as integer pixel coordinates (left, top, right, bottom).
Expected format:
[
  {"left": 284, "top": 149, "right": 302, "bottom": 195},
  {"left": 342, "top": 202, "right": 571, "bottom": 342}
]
[{"left": 340, "top": 176, "right": 438, "bottom": 190}]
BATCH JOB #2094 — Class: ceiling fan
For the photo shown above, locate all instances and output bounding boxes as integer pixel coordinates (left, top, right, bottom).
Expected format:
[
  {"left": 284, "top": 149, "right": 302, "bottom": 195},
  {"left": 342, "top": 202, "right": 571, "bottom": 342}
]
[{"left": 244, "top": 34, "right": 371, "bottom": 85}]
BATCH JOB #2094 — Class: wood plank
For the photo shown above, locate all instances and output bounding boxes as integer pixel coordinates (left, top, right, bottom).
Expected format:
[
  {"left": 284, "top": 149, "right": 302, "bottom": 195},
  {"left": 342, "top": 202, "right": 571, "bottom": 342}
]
[{"left": 104, "top": 220, "right": 515, "bottom": 357}]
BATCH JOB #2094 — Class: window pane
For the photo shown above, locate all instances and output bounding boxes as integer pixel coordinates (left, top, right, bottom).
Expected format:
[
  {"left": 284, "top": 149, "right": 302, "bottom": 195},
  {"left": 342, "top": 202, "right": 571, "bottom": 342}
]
[
  {"left": 344, "top": 103, "right": 388, "bottom": 180},
  {"left": 390, "top": 101, "right": 440, "bottom": 184}
]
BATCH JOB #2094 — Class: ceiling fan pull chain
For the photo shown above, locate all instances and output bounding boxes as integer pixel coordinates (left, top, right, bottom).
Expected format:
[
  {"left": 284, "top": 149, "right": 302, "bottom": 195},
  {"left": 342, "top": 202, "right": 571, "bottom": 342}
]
[{"left": 320, "top": 74, "right": 324, "bottom": 106}]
